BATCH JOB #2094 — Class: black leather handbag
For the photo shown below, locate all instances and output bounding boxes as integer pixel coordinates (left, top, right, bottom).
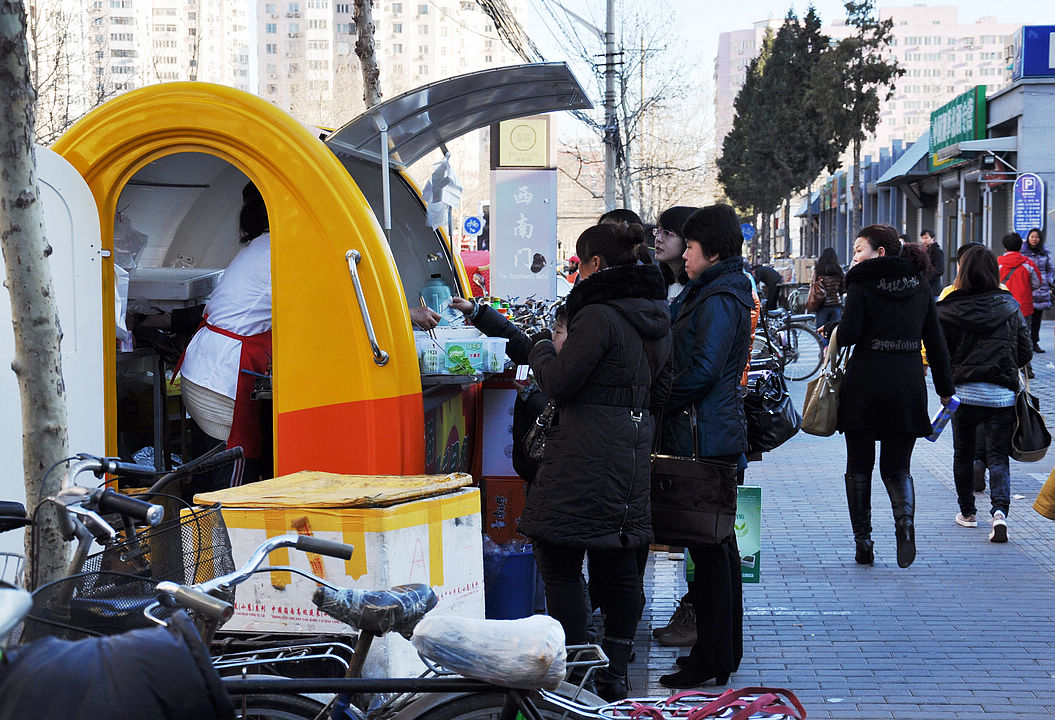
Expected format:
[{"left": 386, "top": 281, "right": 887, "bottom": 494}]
[
  {"left": 1012, "top": 372, "right": 1050, "bottom": 463},
  {"left": 744, "top": 370, "right": 801, "bottom": 454},
  {"left": 651, "top": 408, "right": 738, "bottom": 547}
]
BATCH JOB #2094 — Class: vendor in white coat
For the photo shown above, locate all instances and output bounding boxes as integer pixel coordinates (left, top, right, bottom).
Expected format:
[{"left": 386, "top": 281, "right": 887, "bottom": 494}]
[
  {"left": 179, "top": 182, "right": 273, "bottom": 487},
  {"left": 180, "top": 182, "right": 443, "bottom": 489}
]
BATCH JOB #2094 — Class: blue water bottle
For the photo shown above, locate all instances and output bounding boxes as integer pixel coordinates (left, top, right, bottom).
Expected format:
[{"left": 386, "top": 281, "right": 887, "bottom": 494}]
[{"left": 926, "top": 395, "right": 960, "bottom": 442}]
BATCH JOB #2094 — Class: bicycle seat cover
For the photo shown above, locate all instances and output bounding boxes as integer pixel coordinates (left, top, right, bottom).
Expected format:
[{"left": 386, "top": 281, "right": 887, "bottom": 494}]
[
  {"left": 411, "top": 614, "right": 567, "bottom": 690},
  {"left": 312, "top": 583, "right": 436, "bottom": 638}
]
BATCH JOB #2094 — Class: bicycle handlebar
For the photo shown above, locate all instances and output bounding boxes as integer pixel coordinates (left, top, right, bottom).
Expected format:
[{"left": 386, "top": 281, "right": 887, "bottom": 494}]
[
  {"left": 198, "top": 534, "right": 355, "bottom": 596},
  {"left": 144, "top": 445, "right": 245, "bottom": 498},
  {"left": 155, "top": 581, "right": 234, "bottom": 623},
  {"left": 94, "top": 488, "right": 164, "bottom": 526}
]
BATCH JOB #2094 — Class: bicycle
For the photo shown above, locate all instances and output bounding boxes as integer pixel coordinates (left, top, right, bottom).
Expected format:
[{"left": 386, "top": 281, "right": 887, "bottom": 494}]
[{"left": 753, "top": 308, "right": 824, "bottom": 382}]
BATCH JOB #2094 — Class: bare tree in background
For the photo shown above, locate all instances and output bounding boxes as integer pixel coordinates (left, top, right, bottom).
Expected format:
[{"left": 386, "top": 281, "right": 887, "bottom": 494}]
[
  {"left": 538, "top": 0, "right": 711, "bottom": 217},
  {"left": 353, "top": 0, "right": 381, "bottom": 108},
  {"left": 0, "top": 0, "right": 71, "bottom": 588}
]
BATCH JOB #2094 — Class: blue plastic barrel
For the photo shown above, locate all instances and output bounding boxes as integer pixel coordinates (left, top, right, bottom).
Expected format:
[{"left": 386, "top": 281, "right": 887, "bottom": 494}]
[{"left": 482, "top": 548, "right": 536, "bottom": 619}]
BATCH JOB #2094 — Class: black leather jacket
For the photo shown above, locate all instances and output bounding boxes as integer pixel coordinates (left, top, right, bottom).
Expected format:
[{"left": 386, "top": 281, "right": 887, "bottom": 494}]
[{"left": 937, "top": 288, "right": 1032, "bottom": 391}]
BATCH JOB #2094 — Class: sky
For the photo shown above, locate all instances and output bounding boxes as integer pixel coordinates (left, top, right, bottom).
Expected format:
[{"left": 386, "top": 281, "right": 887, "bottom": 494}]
[
  {"left": 523, "top": 0, "right": 1054, "bottom": 138},
  {"left": 526, "top": 0, "right": 1054, "bottom": 69}
]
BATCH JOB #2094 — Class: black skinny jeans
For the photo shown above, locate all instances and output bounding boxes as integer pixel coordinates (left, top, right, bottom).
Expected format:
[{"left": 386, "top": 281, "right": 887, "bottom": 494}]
[
  {"left": 844, "top": 432, "right": 916, "bottom": 476},
  {"left": 533, "top": 541, "right": 642, "bottom": 671},
  {"left": 1031, "top": 309, "right": 1044, "bottom": 346},
  {"left": 952, "top": 404, "right": 1013, "bottom": 517}
]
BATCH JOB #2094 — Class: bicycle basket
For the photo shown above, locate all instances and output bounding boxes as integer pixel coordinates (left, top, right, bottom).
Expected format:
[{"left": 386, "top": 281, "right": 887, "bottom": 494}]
[
  {"left": 82, "top": 502, "right": 235, "bottom": 590},
  {"left": 22, "top": 570, "right": 169, "bottom": 641}
]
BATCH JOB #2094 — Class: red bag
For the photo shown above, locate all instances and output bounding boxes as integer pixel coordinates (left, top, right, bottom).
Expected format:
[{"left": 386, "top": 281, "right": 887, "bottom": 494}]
[
  {"left": 610, "top": 687, "right": 806, "bottom": 720},
  {"left": 805, "top": 275, "right": 826, "bottom": 313}
]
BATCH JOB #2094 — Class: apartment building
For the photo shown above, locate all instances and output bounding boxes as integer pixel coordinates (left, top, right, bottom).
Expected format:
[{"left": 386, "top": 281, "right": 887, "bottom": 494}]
[
  {"left": 255, "top": 0, "right": 523, "bottom": 127},
  {"left": 713, "top": 5, "right": 1019, "bottom": 159}
]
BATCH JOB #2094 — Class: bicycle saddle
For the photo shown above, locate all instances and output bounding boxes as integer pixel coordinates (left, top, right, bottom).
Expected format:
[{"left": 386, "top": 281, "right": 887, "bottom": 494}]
[
  {"left": 312, "top": 583, "right": 437, "bottom": 638},
  {"left": 0, "top": 502, "right": 30, "bottom": 533}
]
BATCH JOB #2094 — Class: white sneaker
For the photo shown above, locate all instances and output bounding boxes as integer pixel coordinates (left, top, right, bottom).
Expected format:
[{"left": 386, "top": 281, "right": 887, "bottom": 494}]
[
  {"left": 955, "top": 513, "right": 977, "bottom": 528},
  {"left": 989, "top": 511, "right": 1008, "bottom": 543}
]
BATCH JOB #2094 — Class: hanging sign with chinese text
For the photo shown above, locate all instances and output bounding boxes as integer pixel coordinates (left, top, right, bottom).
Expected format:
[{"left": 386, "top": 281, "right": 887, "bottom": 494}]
[
  {"left": 928, "top": 85, "right": 987, "bottom": 173},
  {"left": 489, "top": 169, "right": 557, "bottom": 301}
]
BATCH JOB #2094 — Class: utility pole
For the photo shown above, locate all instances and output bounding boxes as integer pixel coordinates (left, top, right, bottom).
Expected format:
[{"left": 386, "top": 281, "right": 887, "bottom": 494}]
[
  {"left": 603, "top": 0, "right": 616, "bottom": 211},
  {"left": 547, "top": 0, "right": 617, "bottom": 211}
]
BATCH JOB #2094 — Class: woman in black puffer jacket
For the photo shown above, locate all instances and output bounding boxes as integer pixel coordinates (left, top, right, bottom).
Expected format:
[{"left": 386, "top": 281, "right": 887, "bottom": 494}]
[
  {"left": 838, "top": 225, "right": 955, "bottom": 569},
  {"left": 522, "top": 222, "right": 672, "bottom": 701},
  {"left": 938, "top": 244, "right": 1031, "bottom": 542}
]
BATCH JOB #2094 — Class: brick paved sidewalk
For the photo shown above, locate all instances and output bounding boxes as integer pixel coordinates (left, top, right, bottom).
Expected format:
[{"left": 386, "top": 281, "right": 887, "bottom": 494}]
[{"left": 627, "top": 322, "right": 1055, "bottom": 719}]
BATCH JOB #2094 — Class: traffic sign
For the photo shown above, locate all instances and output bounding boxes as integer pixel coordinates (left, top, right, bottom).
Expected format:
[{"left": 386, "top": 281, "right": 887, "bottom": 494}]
[
  {"left": 740, "top": 223, "right": 756, "bottom": 241},
  {"left": 463, "top": 216, "right": 484, "bottom": 236},
  {"left": 1013, "top": 173, "right": 1046, "bottom": 237}
]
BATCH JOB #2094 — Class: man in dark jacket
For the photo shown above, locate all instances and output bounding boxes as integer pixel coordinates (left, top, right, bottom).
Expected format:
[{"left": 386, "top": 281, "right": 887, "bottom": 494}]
[{"left": 921, "top": 228, "right": 944, "bottom": 297}]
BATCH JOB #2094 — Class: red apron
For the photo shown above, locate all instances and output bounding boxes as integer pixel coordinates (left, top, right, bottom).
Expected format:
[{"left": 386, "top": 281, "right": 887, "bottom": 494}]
[{"left": 177, "top": 318, "right": 272, "bottom": 461}]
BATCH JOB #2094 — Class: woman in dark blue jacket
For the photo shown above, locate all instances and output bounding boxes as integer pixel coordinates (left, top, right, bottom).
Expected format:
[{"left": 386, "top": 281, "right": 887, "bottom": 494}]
[{"left": 656, "top": 204, "right": 754, "bottom": 690}]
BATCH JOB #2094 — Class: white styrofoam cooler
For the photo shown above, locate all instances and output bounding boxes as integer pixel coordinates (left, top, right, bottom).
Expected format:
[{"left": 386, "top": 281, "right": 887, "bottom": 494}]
[{"left": 211, "top": 487, "right": 484, "bottom": 678}]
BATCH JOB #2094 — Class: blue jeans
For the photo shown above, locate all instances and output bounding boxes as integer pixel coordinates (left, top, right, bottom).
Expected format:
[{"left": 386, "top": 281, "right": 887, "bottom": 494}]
[
  {"left": 951, "top": 403, "right": 1013, "bottom": 517},
  {"left": 814, "top": 305, "right": 842, "bottom": 333}
]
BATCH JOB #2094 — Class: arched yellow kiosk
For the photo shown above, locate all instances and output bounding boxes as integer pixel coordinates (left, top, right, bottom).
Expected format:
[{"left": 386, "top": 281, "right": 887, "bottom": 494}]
[{"left": 51, "top": 66, "right": 590, "bottom": 480}]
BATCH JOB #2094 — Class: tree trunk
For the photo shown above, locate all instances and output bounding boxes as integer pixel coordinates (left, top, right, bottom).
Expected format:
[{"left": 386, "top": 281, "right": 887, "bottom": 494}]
[
  {"left": 353, "top": 0, "right": 381, "bottom": 108},
  {"left": 0, "top": 0, "right": 71, "bottom": 589},
  {"left": 852, "top": 136, "right": 862, "bottom": 234}
]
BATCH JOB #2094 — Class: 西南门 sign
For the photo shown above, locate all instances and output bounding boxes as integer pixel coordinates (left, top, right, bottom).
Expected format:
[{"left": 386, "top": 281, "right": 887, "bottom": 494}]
[{"left": 489, "top": 169, "right": 557, "bottom": 301}]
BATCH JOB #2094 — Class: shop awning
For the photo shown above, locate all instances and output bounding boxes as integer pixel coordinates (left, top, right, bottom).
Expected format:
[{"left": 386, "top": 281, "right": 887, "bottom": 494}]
[
  {"left": 876, "top": 130, "right": 930, "bottom": 186},
  {"left": 324, "top": 62, "right": 593, "bottom": 167},
  {"left": 795, "top": 190, "right": 820, "bottom": 217},
  {"left": 934, "top": 136, "right": 1018, "bottom": 161}
]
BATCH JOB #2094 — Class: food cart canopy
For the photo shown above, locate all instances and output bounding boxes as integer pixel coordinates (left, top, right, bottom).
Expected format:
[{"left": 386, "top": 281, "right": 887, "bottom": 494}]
[{"left": 324, "top": 62, "right": 593, "bottom": 167}]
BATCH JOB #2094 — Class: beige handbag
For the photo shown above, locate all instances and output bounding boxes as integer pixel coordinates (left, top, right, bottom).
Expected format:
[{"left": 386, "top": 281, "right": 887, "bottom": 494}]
[{"left": 801, "top": 326, "right": 850, "bottom": 437}]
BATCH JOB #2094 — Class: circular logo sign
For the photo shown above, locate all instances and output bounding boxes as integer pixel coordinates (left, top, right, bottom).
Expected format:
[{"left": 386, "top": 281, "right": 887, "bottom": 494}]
[
  {"left": 509, "top": 124, "right": 537, "bottom": 152},
  {"left": 463, "top": 216, "right": 483, "bottom": 236}
]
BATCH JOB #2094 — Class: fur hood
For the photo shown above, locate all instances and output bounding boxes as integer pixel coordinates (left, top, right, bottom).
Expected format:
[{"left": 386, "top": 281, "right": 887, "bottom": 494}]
[
  {"left": 845, "top": 256, "right": 923, "bottom": 299},
  {"left": 565, "top": 262, "right": 670, "bottom": 340}
]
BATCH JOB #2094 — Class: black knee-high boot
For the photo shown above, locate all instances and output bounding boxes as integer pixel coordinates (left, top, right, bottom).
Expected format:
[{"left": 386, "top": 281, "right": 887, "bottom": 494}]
[
  {"left": 882, "top": 471, "right": 916, "bottom": 568},
  {"left": 844, "top": 473, "right": 873, "bottom": 565},
  {"left": 593, "top": 636, "right": 632, "bottom": 701}
]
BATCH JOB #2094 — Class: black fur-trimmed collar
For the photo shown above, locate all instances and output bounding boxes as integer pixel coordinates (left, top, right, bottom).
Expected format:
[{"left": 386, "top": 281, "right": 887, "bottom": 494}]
[
  {"left": 845, "top": 256, "right": 919, "bottom": 284},
  {"left": 565, "top": 263, "right": 666, "bottom": 321}
]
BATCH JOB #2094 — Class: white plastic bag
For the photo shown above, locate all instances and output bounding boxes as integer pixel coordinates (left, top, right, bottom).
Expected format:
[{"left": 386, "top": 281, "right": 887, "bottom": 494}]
[{"left": 411, "top": 614, "right": 566, "bottom": 690}]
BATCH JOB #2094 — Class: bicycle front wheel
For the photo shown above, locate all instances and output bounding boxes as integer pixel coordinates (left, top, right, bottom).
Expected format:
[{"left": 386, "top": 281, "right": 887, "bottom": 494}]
[{"left": 781, "top": 323, "right": 825, "bottom": 381}]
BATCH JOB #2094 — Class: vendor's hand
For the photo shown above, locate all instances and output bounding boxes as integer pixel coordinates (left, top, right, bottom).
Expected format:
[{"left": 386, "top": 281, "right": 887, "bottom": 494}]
[
  {"left": 410, "top": 306, "right": 441, "bottom": 331},
  {"left": 529, "top": 329, "right": 552, "bottom": 345},
  {"left": 450, "top": 297, "right": 475, "bottom": 315}
]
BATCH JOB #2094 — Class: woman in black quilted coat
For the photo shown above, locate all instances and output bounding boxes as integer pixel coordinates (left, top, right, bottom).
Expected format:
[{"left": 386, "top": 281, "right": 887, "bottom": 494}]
[
  {"left": 522, "top": 222, "right": 671, "bottom": 701},
  {"left": 837, "top": 225, "right": 954, "bottom": 569}
]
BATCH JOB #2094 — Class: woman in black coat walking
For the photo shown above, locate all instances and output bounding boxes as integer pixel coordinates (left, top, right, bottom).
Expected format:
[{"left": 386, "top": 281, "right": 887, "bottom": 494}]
[
  {"left": 838, "top": 225, "right": 955, "bottom": 568},
  {"left": 938, "top": 244, "right": 1031, "bottom": 542},
  {"left": 522, "top": 222, "right": 672, "bottom": 701}
]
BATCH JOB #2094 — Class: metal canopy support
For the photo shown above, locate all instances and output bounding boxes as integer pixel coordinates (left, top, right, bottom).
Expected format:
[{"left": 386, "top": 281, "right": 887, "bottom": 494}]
[{"left": 374, "top": 113, "right": 392, "bottom": 241}]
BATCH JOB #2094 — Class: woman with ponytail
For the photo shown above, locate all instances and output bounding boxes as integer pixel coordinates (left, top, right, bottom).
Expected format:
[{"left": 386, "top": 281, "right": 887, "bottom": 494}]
[
  {"left": 837, "top": 224, "right": 954, "bottom": 569},
  {"left": 521, "top": 222, "right": 672, "bottom": 701}
]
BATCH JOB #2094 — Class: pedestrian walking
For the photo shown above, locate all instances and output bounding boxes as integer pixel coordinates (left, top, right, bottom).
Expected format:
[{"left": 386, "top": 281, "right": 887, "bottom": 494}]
[
  {"left": 1020, "top": 227, "right": 1053, "bottom": 354},
  {"left": 937, "top": 244, "right": 1031, "bottom": 543},
  {"left": 812, "top": 247, "right": 845, "bottom": 331},
  {"left": 998, "top": 232, "right": 1042, "bottom": 377},
  {"left": 920, "top": 228, "right": 944, "bottom": 297},
  {"left": 654, "top": 204, "right": 754, "bottom": 690},
  {"left": 522, "top": 222, "right": 671, "bottom": 702},
  {"left": 838, "top": 225, "right": 955, "bottom": 568}
]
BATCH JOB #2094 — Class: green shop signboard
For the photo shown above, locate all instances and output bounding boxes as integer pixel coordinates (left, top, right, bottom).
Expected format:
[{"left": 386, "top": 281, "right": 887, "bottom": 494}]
[
  {"left": 928, "top": 85, "right": 987, "bottom": 173},
  {"left": 686, "top": 486, "right": 762, "bottom": 584}
]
